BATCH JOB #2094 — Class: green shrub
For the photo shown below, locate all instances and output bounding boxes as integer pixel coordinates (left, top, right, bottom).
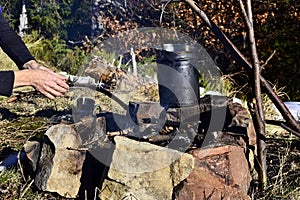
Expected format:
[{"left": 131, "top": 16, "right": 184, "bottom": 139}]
[{"left": 24, "top": 31, "right": 87, "bottom": 74}]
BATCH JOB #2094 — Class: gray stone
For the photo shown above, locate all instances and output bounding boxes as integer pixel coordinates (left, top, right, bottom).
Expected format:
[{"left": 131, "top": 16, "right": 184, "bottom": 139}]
[
  {"left": 23, "top": 140, "right": 41, "bottom": 172},
  {"left": 34, "top": 124, "right": 86, "bottom": 198},
  {"left": 99, "top": 136, "right": 194, "bottom": 200}
]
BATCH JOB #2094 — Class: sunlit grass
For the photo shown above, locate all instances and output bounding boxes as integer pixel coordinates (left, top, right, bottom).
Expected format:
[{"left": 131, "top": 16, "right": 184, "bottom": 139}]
[{"left": 0, "top": 49, "right": 18, "bottom": 71}]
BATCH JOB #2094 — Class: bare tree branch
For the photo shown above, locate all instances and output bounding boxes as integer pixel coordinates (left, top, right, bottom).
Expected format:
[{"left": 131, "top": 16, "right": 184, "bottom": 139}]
[
  {"left": 246, "top": 0, "right": 253, "bottom": 25},
  {"left": 239, "top": 0, "right": 267, "bottom": 189},
  {"left": 183, "top": 0, "right": 300, "bottom": 137},
  {"left": 239, "top": 0, "right": 251, "bottom": 28},
  {"left": 261, "top": 50, "right": 276, "bottom": 70},
  {"left": 238, "top": 0, "right": 264, "bottom": 121}
]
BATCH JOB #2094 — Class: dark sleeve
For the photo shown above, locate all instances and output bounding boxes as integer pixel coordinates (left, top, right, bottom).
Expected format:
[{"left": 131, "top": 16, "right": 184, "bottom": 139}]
[
  {"left": 0, "top": 11, "right": 35, "bottom": 69},
  {"left": 0, "top": 71, "right": 14, "bottom": 96}
]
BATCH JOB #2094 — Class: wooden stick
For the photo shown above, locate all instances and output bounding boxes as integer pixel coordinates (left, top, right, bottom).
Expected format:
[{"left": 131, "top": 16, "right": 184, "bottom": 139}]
[
  {"left": 20, "top": 179, "right": 34, "bottom": 198},
  {"left": 239, "top": 0, "right": 267, "bottom": 189}
]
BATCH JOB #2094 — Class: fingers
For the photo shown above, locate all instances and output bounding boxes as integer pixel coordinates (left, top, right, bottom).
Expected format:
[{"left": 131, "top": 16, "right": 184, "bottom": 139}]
[
  {"left": 40, "top": 91, "right": 56, "bottom": 100},
  {"left": 42, "top": 89, "right": 63, "bottom": 100},
  {"left": 35, "top": 86, "right": 63, "bottom": 100},
  {"left": 31, "top": 70, "right": 70, "bottom": 99},
  {"left": 51, "top": 73, "right": 70, "bottom": 90}
]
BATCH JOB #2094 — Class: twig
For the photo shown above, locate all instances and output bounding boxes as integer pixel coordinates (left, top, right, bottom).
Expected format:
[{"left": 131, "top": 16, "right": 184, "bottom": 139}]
[
  {"left": 239, "top": 0, "right": 251, "bottom": 27},
  {"left": 94, "top": 187, "right": 101, "bottom": 200},
  {"left": 261, "top": 50, "right": 276, "bottom": 70},
  {"left": 6, "top": 96, "right": 18, "bottom": 103},
  {"left": 266, "top": 119, "right": 300, "bottom": 137},
  {"left": 20, "top": 179, "right": 34, "bottom": 198},
  {"left": 148, "top": 134, "right": 173, "bottom": 143},
  {"left": 160, "top": 0, "right": 173, "bottom": 26},
  {"left": 246, "top": 0, "right": 253, "bottom": 25},
  {"left": 66, "top": 147, "right": 88, "bottom": 152},
  {"left": 117, "top": 55, "right": 123, "bottom": 69},
  {"left": 17, "top": 151, "right": 26, "bottom": 182}
]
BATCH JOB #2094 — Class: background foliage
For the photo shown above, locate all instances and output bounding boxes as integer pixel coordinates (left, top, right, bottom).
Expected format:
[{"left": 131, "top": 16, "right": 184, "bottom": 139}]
[
  {"left": 89, "top": 0, "right": 300, "bottom": 100},
  {"left": 0, "top": 0, "right": 299, "bottom": 99}
]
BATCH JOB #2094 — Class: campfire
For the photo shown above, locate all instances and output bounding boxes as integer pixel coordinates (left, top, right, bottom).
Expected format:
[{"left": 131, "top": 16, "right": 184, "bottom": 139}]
[{"left": 20, "top": 44, "right": 254, "bottom": 199}]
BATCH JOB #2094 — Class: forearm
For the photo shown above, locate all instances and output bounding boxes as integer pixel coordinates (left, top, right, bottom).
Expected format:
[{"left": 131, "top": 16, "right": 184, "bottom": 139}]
[
  {"left": 13, "top": 70, "right": 33, "bottom": 88},
  {"left": 0, "top": 71, "right": 14, "bottom": 96},
  {"left": 0, "top": 70, "right": 41, "bottom": 97}
]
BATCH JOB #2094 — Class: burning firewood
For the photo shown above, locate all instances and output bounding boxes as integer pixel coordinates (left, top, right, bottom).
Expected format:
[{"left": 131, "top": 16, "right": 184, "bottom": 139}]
[
  {"left": 85, "top": 56, "right": 154, "bottom": 91},
  {"left": 85, "top": 56, "right": 126, "bottom": 87}
]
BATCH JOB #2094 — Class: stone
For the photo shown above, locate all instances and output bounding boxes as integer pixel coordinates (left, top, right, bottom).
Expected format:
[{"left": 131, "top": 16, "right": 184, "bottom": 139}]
[
  {"left": 34, "top": 124, "right": 86, "bottom": 198},
  {"left": 99, "top": 136, "right": 194, "bottom": 200},
  {"left": 23, "top": 140, "right": 41, "bottom": 172},
  {"left": 247, "top": 120, "right": 256, "bottom": 147},
  {"left": 74, "top": 115, "right": 106, "bottom": 146},
  {"left": 175, "top": 145, "right": 251, "bottom": 200},
  {"left": 228, "top": 102, "right": 256, "bottom": 146}
]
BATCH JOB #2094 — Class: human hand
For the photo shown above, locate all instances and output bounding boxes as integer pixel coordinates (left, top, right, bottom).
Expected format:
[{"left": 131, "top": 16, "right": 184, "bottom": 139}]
[
  {"left": 31, "top": 70, "right": 69, "bottom": 99},
  {"left": 20, "top": 60, "right": 70, "bottom": 99},
  {"left": 14, "top": 69, "right": 69, "bottom": 99},
  {"left": 22, "top": 60, "right": 54, "bottom": 73}
]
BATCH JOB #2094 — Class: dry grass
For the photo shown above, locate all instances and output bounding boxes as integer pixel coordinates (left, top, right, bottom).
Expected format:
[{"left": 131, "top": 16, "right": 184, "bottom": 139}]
[
  {"left": 262, "top": 86, "right": 290, "bottom": 121},
  {"left": 0, "top": 36, "right": 57, "bottom": 72},
  {"left": 0, "top": 49, "right": 18, "bottom": 71},
  {"left": 0, "top": 94, "right": 71, "bottom": 199},
  {"left": 260, "top": 126, "right": 300, "bottom": 199}
]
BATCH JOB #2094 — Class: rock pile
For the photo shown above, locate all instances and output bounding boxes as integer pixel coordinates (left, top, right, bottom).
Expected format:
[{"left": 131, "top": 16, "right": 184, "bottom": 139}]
[{"left": 23, "top": 95, "right": 255, "bottom": 199}]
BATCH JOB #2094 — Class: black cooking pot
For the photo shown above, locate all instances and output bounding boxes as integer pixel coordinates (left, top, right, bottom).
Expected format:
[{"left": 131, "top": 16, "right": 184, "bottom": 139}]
[{"left": 156, "top": 44, "right": 200, "bottom": 108}]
